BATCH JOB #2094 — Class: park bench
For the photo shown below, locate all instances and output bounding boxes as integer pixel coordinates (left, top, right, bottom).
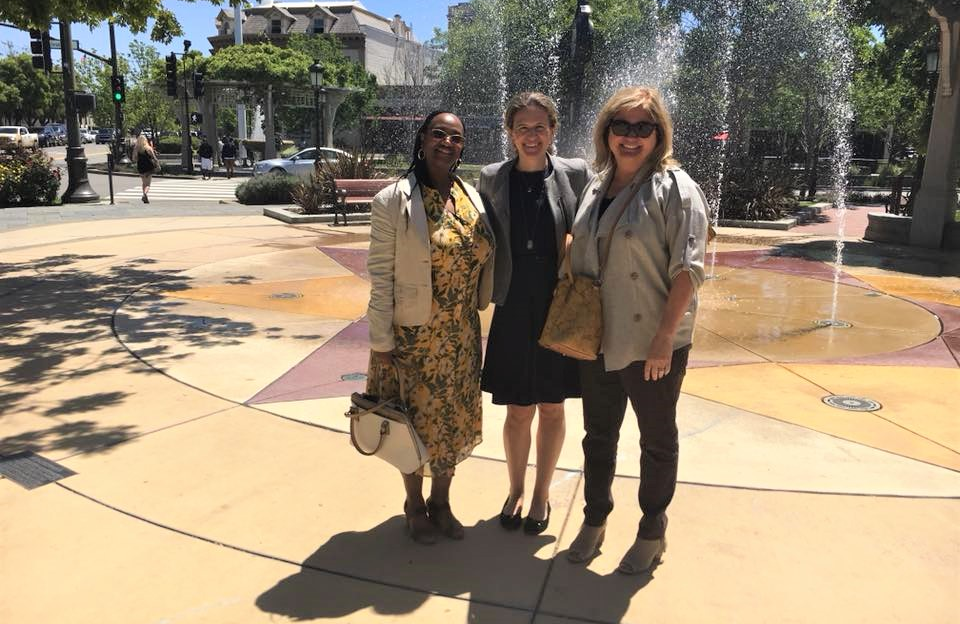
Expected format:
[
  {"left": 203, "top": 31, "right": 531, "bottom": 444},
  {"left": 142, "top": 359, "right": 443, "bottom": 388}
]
[{"left": 333, "top": 178, "right": 394, "bottom": 226}]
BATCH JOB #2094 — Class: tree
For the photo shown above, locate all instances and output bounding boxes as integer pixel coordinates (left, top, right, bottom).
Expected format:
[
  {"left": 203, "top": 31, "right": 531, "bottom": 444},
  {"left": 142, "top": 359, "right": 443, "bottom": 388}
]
[
  {"left": 0, "top": 54, "right": 63, "bottom": 125},
  {"left": 123, "top": 41, "right": 179, "bottom": 137},
  {"left": 0, "top": 0, "right": 222, "bottom": 44}
]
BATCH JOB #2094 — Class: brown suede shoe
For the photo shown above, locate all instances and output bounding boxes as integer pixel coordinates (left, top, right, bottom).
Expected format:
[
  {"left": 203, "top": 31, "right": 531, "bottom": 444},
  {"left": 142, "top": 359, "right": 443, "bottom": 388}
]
[
  {"left": 566, "top": 523, "right": 605, "bottom": 563},
  {"left": 617, "top": 536, "right": 666, "bottom": 575}
]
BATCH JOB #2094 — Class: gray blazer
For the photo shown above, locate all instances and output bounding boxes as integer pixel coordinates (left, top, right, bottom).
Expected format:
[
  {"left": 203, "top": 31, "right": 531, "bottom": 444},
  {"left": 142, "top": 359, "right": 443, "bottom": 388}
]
[
  {"left": 367, "top": 173, "right": 496, "bottom": 352},
  {"left": 477, "top": 154, "right": 591, "bottom": 305}
]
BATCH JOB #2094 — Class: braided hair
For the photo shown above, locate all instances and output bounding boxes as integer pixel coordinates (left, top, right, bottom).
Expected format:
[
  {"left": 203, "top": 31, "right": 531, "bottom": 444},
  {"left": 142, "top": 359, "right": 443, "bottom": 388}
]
[{"left": 404, "top": 110, "right": 465, "bottom": 190}]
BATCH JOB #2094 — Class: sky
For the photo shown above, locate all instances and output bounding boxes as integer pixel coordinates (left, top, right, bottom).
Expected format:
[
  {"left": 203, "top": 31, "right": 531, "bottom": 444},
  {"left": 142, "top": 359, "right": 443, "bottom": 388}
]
[{"left": 1, "top": 0, "right": 451, "bottom": 62}]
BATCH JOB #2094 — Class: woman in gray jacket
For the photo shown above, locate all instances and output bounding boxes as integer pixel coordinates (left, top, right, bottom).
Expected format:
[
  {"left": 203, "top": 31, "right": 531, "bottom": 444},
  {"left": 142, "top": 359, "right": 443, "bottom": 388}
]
[
  {"left": 478, "top": 92, "right": 590, "bottom": 535},
  {"left": 565, "top": 86, "right": 709, "bottom": 574}
]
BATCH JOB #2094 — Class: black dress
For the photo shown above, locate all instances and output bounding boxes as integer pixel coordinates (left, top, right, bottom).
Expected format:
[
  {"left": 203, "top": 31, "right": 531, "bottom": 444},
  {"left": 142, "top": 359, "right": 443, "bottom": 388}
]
[{"left": 481, "top": 167, "right": 581, "bottom": 406}]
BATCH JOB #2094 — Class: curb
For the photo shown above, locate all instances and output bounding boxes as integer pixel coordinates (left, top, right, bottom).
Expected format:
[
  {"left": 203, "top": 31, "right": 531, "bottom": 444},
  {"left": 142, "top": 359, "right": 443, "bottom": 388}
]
[{"left": 263, "top": 206, "right": 371, "bottom": 225}]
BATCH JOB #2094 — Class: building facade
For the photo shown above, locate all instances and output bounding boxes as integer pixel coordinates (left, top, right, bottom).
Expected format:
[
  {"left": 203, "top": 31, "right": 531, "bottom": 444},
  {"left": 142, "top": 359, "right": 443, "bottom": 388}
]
[{"left": 208, "top": 1, "right": 436, "bottom": 88}]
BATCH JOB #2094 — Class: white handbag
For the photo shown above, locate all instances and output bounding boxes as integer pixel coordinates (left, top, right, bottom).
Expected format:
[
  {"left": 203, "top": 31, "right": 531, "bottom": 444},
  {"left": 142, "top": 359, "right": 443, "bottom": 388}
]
[{"left": 345, "top": 365, "right": 429, "bottom": 474}]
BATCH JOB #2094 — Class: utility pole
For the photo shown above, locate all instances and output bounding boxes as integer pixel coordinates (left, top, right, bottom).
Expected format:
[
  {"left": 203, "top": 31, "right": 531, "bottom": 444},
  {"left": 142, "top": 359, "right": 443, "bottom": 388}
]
[
  {"left": 108, "top": 23, "right": 130, "bottom": 165},
  {"left": 180, "top": 40, "right": 194, "bottom": 174},
  {"left": 234, "top": 1, "right": 248, "bottom": 165},
  {"left": 59, "top": 20, "right": 100, "bottom": 203}
]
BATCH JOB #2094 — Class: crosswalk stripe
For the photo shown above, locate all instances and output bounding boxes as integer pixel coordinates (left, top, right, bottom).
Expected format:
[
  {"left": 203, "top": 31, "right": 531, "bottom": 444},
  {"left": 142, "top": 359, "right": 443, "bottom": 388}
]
[{"left": 115, "top": 178, "right": 244, "bottom": 200}]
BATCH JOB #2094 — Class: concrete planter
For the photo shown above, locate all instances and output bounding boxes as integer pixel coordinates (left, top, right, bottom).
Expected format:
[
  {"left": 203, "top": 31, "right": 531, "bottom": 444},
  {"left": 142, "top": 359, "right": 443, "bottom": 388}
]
[{"left": 864, "top": 212, "right": 911, "bottom": 245}]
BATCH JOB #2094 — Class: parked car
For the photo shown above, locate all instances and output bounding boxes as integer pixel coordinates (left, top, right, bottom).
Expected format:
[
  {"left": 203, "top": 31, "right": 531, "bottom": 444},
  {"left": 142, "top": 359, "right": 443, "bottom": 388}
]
[
  {"left": 43, "top": 123, "right": 66, "bottom": 146},
  {"left": 30, "top": 127, "right": 53, "bottom": 148},
  {"left": 0, "top": 126, "right": 39, "bottom": 151},
  {"left": 80, "top": 127, "right": 97, "bottom": 143},
  {"left": 96, "top": 128, "right": 118, "bottom": 144},
  {"left": 252, "top": 147, "right": 350, "bottom": 178}
]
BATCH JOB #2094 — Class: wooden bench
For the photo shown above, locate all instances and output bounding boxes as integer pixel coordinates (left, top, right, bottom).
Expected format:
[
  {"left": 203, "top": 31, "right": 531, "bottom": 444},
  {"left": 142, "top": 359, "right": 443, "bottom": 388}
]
[{"left": 332, "top": 178, "right": 394, "bottom": 226}]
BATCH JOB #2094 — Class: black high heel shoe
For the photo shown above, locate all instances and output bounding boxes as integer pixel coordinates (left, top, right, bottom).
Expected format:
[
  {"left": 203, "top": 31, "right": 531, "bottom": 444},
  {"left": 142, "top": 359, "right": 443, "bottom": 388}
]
[
  {"left": 499, "top": 497, "right": 523, "bottom": 530},
  {"left": 523, "top": 502, "right": 551, "bottom": 535}
]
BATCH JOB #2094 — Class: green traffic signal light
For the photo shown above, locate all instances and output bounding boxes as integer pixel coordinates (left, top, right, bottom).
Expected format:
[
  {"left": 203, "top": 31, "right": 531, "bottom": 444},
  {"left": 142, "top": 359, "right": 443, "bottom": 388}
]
[{"left": 114, "top": 92, "right": 122, "bottom": 102}]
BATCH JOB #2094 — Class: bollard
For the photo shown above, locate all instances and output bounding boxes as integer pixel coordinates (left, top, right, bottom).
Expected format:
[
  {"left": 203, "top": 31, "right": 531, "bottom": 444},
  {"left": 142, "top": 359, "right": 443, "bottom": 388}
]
[{"left": 107, "top": 152, "right": 115, "bottom": 205}]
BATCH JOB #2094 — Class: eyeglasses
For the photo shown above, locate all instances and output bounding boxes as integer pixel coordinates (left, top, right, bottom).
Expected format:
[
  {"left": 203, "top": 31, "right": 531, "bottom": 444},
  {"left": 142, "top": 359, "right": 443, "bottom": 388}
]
[
  {"left": 608, "top": 119, "right": 659, "bottom": 139},
  {"left": 429, "top": 128, "right": 465, "bottom": 146}
]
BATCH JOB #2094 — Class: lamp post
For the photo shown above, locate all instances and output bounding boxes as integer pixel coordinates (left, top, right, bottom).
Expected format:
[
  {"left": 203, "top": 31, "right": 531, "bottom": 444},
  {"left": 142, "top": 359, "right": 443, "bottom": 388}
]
[
  {"left": 907, "top": 40, "right": 942, "bottom": 214},
  {"left": 309, "top": 61, "right": 325, "bottom": 148}
]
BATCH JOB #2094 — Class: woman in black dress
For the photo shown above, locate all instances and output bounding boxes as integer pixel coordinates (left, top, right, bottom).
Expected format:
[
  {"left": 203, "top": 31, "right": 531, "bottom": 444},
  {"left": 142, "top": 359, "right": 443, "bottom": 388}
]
[{"left": 479, "top": 92, "right": 591, "bottom": 534}]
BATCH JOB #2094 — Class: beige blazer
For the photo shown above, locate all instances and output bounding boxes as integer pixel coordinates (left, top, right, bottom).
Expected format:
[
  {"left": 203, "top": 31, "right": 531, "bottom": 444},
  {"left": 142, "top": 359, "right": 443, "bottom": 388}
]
[
  {"left": 367, "top": 173, "right": 496, "bottom": 352},
  {"left": 569, "top": 167, "right": 709, "bottom": 372}
]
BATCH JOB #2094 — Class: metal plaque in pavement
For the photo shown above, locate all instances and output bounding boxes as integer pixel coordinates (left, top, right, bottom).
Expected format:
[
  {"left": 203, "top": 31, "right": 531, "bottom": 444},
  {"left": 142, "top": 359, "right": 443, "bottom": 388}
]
[{"left": 0, "top": 451, "right": 76, "bottom": 490}]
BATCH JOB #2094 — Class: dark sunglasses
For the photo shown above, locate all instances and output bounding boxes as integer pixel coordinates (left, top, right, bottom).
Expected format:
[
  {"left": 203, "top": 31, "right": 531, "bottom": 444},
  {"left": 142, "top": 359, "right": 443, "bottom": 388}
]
[
  {"left": 608, "top": 119, "right": 659, "bottom": 139},
  {"left": 429, "top": 128, "right": 465, "bottom": 146}
]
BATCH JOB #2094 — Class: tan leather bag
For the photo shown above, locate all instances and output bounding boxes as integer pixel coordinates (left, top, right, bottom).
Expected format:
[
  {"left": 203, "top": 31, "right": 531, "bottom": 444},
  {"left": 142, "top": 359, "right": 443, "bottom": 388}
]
[
  {"left": 539, "top": 194, "right": 632, "bottom": 361},
  {"left": 538, "top": 268, "right": 603, "bottom": 360}
]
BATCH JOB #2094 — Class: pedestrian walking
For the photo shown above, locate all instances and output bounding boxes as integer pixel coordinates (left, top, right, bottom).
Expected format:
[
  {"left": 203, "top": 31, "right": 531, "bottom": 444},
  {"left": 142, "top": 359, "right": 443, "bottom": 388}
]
[
  {"left": 221, "top": 138, "right": 237, "bottom": 179},
  {"left": 133, "top": 134, "right": 159, "bottom": 204},
  {"left": 198, "top": 138, "right": 215, "bottom": 180}
]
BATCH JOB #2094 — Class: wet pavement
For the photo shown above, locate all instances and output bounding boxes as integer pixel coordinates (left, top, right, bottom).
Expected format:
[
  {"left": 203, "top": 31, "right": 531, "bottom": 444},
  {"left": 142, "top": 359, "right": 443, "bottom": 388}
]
[{"left": 1, "top": 214, "right": 958, "bottom": 623}]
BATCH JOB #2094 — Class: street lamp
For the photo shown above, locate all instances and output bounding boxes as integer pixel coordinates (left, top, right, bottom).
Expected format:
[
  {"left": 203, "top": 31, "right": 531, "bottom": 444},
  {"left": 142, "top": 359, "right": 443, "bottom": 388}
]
[
  {"left": 926, "top": 43, "right": 940, "bottom": 75},
  {"left": 309, "top": 60, "right": 325, "bottom": 148}
]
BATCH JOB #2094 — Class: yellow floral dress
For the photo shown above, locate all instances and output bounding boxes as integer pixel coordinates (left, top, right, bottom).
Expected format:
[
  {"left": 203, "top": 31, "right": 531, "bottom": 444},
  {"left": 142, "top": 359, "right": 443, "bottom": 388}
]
[{"left": 367, "top": 182, "right": 494, "bottom": 476}]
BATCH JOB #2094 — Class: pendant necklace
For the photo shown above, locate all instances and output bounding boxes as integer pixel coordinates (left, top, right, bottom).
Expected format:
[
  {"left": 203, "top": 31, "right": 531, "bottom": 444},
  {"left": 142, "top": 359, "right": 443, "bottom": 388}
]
[{"left": 518, "top": 172, "right": 545, "bottom": 251}]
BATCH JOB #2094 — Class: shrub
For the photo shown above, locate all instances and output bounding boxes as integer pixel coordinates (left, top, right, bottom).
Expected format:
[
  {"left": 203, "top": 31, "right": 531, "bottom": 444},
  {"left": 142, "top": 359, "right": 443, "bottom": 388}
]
[
  {"left": 719, "top": 156, "right": 798, "bottom": 221},
  {"left": 156, "top": 136, "right": 200, "bottom": 154},
  {"left": 0, "top": 148, "right": 61, "bottom": 207},
  {"left": 291, "top": 149, "right": 385, "bottom": 214},
  {"left": 235, "top": 172, "right": 299, "bottom": 204}
]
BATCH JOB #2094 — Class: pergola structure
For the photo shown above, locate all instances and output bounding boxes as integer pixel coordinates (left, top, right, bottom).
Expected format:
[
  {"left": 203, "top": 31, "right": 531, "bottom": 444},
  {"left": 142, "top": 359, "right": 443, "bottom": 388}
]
[{"left": 197, "top": 80, "right": 360, "bottom": 161}]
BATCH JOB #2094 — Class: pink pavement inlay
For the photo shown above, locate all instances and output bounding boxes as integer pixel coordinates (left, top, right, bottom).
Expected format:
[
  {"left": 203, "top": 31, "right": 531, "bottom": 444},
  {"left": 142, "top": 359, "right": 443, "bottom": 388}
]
[
  {"left": 318, "top": 246, "right": 368, "bottom": 280},
  {"left": 248, "top": 319, "right": 370, "bottom": 404}
]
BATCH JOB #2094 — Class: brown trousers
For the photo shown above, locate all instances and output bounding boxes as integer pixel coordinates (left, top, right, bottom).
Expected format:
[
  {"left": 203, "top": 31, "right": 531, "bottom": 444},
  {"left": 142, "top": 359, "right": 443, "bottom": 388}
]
[{"left": 578, "top": 346, "right": 690, "bottom": 539}]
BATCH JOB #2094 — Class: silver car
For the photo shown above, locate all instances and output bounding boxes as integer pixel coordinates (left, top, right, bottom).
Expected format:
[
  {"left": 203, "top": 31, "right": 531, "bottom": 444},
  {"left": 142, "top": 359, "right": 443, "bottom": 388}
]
[{"left": 252, "top": 147, "right": 349, "bottom": 178}]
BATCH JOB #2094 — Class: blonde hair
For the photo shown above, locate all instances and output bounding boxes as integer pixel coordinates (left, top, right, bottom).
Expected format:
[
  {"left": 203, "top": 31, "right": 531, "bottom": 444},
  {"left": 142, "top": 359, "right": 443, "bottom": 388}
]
[
  {"left": 134, "top": 134, "right": 152, "bottom": 157},
  {"left": 592, "top": 86, "right": 678, "bottom": 173}
]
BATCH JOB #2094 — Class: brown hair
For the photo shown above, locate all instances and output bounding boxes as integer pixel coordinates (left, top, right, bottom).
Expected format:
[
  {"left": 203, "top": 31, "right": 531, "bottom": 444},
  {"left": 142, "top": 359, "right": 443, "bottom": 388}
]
[
  {"left": 591, "top": 86, "right": 678, "bottom": 173},
  {"left": 503, "top": 91, "right": 559, "bottom": 131}
]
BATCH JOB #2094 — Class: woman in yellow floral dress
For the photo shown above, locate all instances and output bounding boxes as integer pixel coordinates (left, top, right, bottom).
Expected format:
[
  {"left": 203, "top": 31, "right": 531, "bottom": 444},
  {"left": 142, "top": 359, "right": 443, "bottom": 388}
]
[{"left": 366, "top": 111, "right": 495, "bottom": 544}]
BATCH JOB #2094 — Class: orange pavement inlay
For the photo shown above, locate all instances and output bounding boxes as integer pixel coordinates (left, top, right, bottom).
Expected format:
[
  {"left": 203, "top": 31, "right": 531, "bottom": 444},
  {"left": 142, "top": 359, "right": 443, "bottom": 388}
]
[
  {"left": 852, "top": 274, "right": 960, "bottom": 307},
  {"left": 682, "top": 363, "right": 960, "bottom": 472},
  {"left": 164, "top": 276, "right": 369, "bottom": 320}
]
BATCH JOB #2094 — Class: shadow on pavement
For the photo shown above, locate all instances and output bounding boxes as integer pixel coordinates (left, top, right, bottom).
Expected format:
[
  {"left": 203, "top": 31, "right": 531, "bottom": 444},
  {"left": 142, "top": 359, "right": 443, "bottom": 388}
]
[
  {"left": 256, "top": 515, "right": 657, "bottom": 623},
  {"left": 774, "top": 240, "right": 960, "bottom": 277}
]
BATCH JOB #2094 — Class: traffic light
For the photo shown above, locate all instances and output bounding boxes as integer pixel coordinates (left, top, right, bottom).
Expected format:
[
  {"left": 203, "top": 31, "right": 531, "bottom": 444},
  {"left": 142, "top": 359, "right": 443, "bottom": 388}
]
[
  {"left": 193, "top": 71, "right": 205, "bottom": 98},
  {"left": 111, "top": 75, "right": 125, "bottom": 103},
  {"left": 165, "top": 53, "right": 178, "bottom": 97},
  {"left": 29, "top": 29, "right": 53, "bottom": 73}
]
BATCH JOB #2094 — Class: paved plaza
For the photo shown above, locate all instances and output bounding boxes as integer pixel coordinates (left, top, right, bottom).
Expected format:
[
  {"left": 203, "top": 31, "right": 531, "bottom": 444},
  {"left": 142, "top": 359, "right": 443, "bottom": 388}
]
[{"left": 1, "top": 209, "right": 958, "bottom": 623}]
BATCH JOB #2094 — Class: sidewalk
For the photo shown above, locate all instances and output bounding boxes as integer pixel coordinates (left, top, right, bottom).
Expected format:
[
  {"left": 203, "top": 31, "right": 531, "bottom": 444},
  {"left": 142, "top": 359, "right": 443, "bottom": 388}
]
[{"left": 1, "top": 214, "right": 957, "bottom": 623}]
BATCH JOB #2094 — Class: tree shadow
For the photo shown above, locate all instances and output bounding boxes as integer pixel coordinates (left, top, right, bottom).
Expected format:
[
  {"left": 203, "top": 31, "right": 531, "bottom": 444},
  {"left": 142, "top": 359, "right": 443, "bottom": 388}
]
[
  {"left": 256, "top": 516, "right": 555, "bottom": 622},
  {"left": 773, "top": 240, "right": 960, "bottom": 278}
]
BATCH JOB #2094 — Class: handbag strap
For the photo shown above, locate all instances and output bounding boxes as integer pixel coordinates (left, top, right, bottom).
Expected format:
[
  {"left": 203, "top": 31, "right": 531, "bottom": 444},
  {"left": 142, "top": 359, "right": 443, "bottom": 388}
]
[{"left": 596, "top": 165, "right": 652, "bottom": 282}]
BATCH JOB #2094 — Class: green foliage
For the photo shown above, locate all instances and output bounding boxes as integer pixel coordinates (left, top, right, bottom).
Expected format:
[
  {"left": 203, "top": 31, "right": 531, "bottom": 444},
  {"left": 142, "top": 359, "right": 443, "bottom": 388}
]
[
  {"left": 235, "top": 173, "right": 299, "bottom": 205},
  {"left": 719, "top": 156, "right": 799, "bottom": 221},
  {"left": 124, "top": 41, "right": 179, "bottom": 136},
  {"left": 0, "top": 54, "right": 63, "bottom": 125},
  {"left": 156, "top": 136, "right": 199, "bottom": 154},
  {"left": 0, "top": 1, "right": 219, "bottom": 43},
  {"left": 206, "top": 43, "right": 312, "bottom": 86},
  {"left": 0, "top": 148, "right": 61, "bottom": 207}
]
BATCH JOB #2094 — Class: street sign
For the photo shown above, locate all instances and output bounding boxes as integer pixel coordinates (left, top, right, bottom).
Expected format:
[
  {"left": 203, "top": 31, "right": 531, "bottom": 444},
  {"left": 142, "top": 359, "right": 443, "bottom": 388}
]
[{"left": 48, "top": 39, "right": 78, "bottom": 50}]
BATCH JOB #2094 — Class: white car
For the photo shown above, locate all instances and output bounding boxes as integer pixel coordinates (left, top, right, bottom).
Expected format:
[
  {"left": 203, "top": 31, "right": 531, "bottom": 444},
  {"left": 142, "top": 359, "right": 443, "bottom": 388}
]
[
  {"left": 80, "top": 128, "right": 97, "bottom": 143},
  {"left": 0, "top": 126, "right": 39, "bottom": 150},
  {"left": 252, "top": 147, "right": 350, "bottom": 178}
]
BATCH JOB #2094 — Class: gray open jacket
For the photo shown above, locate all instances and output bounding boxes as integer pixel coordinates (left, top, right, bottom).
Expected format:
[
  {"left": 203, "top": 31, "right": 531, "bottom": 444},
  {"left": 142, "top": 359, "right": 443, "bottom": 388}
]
[
  {"left": 569, "top": 167, "right": 710, "bottom": 372},
  {"left": 477, "top": 154, "right": 592, "bottom": 305}
]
